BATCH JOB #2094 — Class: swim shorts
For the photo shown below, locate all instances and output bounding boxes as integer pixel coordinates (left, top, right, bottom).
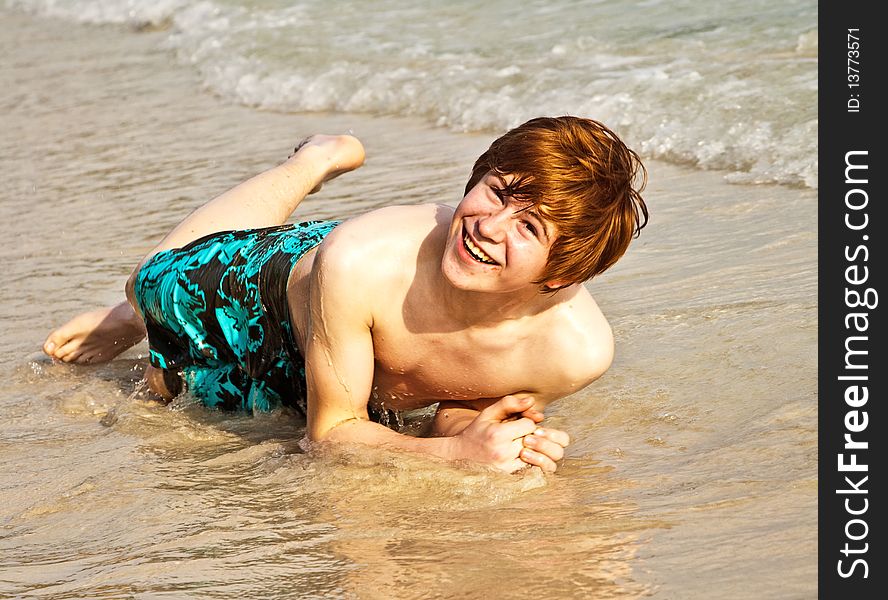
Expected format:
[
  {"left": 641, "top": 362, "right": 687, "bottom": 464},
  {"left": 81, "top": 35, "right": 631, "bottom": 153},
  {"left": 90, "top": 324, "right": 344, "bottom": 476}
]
[{"left": 133, "top": 221, "right": 339, "bottom": 414}]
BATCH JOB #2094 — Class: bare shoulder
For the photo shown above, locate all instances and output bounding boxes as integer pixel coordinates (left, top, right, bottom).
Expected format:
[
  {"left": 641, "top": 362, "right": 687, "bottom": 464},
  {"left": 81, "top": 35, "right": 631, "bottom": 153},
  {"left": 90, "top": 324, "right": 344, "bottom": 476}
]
[
  {"left": 312, "top": 203, "right": 451, "bottom": 294},
  {"left": 322, "top": 203, "right": 450, "bottom": 256},
  {"left": 537, "top": 286, "right": 614, "bottom": 394},
  {"left": 290, "top": 204, "right": 452, "bottom": 348}
]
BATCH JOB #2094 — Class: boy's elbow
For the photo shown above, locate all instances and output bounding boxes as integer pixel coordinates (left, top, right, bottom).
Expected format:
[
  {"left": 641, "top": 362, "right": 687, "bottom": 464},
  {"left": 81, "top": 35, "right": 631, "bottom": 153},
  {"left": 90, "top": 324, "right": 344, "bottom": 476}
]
[{"left": 306, "top": 410, "right": 365, "bottom": 443}]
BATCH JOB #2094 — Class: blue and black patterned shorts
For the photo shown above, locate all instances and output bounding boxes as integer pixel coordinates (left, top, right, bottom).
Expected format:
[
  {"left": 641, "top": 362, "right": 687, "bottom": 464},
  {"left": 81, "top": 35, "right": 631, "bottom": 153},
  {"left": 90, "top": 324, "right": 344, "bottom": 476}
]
[{"left": 133, "top": 221, "right": 340, "bottom": 414}]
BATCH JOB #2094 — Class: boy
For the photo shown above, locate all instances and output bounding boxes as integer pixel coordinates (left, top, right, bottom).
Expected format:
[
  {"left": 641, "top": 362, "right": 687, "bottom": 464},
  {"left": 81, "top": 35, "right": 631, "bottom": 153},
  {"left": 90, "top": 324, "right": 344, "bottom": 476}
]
[{"left": 44, "top": 116, "right": 648, "bottom": 473}]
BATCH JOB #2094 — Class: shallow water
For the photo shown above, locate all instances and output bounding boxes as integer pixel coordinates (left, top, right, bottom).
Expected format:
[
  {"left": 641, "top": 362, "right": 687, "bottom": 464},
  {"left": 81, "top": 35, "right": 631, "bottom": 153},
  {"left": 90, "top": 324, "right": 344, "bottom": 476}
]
[{"left": 1, "top": 8, "right": 816, "bottom": 599}]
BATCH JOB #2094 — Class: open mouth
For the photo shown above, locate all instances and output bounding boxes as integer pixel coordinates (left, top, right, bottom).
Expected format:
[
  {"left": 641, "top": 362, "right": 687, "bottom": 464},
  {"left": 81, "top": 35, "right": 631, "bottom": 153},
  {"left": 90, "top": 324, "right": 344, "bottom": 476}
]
[{"left": 463, "top": 231, "right": 498, "bottom": 265}]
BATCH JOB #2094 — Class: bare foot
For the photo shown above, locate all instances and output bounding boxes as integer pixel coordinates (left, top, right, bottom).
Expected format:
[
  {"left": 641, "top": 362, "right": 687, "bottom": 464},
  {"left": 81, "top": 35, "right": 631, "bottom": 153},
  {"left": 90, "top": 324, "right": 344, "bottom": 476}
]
[
  {"left": 43, "top": 301, "right": 147, "bottom": 364},
  {"left": 288, "top": 134, "right": 366, "bottom": 195}
]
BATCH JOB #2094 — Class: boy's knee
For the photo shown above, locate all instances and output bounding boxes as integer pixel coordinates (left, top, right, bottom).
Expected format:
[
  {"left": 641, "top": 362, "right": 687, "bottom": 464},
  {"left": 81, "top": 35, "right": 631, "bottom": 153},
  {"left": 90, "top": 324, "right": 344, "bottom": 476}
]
[
  {"left": 125, "top": 270, "right": 137, "bottom": 304},
  {"left": 126, "top": 251, "right": 160, "bottom": 306},
  {"left": 125, "top": 264, "right": 143, "bottom": 313}
]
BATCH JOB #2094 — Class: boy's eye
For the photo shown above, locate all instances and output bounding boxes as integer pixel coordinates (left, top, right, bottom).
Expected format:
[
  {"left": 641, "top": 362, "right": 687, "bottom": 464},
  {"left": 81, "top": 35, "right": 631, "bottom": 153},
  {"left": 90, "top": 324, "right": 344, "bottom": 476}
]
[{"left": 523, "top": 221, "right": 537, "bottom": 236}]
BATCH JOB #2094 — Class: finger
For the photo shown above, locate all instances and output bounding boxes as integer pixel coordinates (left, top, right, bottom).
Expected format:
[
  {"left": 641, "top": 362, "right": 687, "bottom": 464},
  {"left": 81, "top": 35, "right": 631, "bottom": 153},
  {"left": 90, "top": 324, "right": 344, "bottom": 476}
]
[
  {"left": 518, "top": 407, "right": 544, "bottom": 423},
  {"left": 478, "top": 395, "right": 534, "bottom": 422},
  {"left": 522, "top": 435, "right": 565, "bottom": 462},
  {"left": 519, "top": 447, "right": 558, "bottom": 472},
  {"left": 498, "top": 416, "right": 539, "bottom": 440},
  {"left": 532, "top": 427, "right": 570, "bottom": 448}
]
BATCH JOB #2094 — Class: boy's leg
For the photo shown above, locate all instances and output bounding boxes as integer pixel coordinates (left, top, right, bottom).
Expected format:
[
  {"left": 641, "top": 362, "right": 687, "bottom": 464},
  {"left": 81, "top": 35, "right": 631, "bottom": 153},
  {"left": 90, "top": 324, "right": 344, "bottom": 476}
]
[
  {"left": 130, "top": 134, "right": 365, "bottom": 274},
  {"left": 43, "top": 134, "right": 365, "bottom": 364}
]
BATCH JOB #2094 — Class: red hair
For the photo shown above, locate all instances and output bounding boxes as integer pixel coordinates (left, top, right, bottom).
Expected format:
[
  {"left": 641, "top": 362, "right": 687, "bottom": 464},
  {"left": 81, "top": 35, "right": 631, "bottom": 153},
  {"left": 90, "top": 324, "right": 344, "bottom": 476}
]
[{"left": 465, "top": 116, "right": 648, "bottom": 289}]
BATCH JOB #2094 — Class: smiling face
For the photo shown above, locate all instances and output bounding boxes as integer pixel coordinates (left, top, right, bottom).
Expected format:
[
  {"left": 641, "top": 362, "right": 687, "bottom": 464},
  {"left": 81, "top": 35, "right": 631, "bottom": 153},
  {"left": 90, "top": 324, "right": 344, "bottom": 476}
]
[{"left": 441, "top": 172, "right": 557, "bottom": 294}]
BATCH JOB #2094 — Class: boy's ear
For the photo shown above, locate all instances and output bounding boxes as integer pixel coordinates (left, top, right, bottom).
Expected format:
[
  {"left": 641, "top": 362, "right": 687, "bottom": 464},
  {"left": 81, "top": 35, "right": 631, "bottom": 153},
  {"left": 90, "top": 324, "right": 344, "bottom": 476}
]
[{"left": 543, "top": 279, "right": 571, "bottom": 292}]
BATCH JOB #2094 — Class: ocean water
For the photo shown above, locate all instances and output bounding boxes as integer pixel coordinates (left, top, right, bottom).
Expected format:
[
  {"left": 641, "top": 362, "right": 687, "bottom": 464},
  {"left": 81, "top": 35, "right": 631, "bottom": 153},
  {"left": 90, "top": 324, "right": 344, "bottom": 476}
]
[
  {"left": 7, "top": 0, "right": 817, "bottom": 188},
  {"left": 1, "top": 1, "right": 816, "bottom": 599}
]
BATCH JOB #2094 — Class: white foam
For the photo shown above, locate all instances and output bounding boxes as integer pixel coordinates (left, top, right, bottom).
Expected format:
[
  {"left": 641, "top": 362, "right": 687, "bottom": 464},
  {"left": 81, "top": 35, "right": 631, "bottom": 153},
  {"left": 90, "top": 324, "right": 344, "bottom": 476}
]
[
  {"left": 7, "top": 0, "right": 818, "bottom": 188},
  {"left": 6, "top": 0, "right": 187, "bottom": 25}
]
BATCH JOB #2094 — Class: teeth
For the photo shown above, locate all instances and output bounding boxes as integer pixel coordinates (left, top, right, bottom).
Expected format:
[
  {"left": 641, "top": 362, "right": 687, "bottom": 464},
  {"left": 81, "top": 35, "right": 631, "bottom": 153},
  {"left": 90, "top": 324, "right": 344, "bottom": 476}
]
[{"left": 464, "top": 233, "right": 496, "bottom": 264}]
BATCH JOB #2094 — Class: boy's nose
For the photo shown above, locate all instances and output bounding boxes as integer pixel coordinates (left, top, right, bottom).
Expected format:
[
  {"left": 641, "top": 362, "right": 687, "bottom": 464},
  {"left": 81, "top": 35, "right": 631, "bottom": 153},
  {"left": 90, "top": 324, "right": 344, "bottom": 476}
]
[{"left": 477, "top": 206, "right": 512, "bottom": 241}]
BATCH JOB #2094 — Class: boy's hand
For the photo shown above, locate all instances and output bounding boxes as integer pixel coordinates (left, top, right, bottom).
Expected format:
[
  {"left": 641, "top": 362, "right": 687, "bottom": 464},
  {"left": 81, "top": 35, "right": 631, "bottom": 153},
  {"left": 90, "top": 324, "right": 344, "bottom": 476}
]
[
  {"left": 496, "top": 393, "right": 570, "bottom": 473},
  {"left": 452, "top": 395, "right": 542, "bottom": 473},
  {"left": 520, "top": 427, "right": 570, "bottom": 472}
]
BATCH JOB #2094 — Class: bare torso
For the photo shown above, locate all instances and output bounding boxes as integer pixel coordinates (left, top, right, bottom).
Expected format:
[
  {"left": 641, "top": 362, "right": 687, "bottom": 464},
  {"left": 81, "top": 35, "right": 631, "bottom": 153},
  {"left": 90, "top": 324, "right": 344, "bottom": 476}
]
[{"left": 287, "top": 204, "right": 613, "bottom": 413}]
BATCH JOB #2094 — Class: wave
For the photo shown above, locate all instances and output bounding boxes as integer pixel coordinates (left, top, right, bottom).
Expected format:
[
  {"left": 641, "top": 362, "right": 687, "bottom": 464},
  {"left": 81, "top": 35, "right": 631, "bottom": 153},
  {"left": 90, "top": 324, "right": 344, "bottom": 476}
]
[{"left": 6, "top": 0, "right": 818, "bottom": 188}]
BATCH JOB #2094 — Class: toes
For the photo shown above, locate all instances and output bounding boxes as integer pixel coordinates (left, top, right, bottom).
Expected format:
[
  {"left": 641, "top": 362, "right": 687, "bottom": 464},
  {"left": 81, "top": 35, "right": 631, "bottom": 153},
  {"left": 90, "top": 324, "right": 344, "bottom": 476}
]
[
  {"left": 54, "top": 339, "right": 82, "bottom": 362},
  {"left": 44, "top": 318, "right": 86, "bottom": 354},
  {"left": 43, "top": 330, "right": 69, "bottom": 355},
  {"left": 60, "top": 350, "right": 81, "bottom": 363}
]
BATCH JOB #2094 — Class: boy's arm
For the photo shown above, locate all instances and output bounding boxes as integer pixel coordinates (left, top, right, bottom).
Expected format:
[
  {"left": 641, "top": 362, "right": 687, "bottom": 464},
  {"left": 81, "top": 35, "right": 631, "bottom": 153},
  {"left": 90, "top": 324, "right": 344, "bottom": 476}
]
[{"left": 302, "top": 227, "right": 540, "bottom": 473}]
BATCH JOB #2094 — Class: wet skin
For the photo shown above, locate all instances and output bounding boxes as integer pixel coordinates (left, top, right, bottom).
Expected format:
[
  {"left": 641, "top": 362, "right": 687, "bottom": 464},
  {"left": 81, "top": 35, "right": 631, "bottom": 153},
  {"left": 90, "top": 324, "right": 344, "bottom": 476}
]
[{"left": 44, "top": 137, "right": 610, "bottom": 472}]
